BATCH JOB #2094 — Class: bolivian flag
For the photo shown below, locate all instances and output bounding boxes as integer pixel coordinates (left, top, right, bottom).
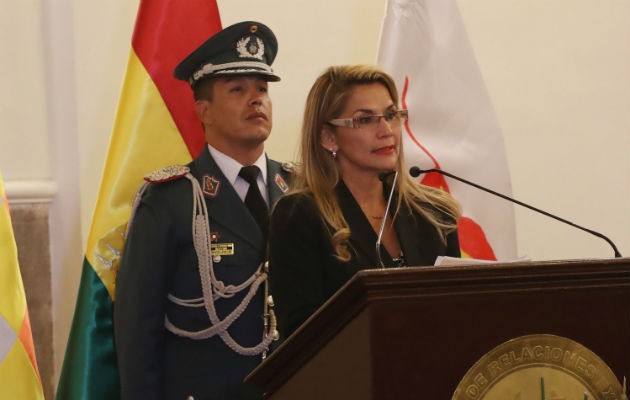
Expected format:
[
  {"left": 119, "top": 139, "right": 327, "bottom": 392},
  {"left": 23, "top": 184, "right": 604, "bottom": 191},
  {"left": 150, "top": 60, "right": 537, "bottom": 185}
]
[
  {"left": 55, "top": 1, "right": 222, "bottom": 398},
  {"left": 0, "top": 170, "right": 44, "bottom": 399}
]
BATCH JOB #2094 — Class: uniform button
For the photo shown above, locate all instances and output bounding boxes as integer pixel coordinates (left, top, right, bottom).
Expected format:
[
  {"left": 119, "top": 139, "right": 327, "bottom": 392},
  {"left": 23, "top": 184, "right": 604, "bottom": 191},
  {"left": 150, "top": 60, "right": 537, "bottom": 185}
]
[
  {"left": 213, "top": 255, "right": 222, "bottom": 263},
  {"left": 186, "top": 396, "right": 195, "bottom": 400}
]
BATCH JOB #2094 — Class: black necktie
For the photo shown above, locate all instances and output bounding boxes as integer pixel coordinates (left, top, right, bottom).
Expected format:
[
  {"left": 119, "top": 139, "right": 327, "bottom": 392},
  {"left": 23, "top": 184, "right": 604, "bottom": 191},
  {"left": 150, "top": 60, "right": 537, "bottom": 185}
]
[{"left": 238, "top": 165, "right": 269, "bottom": 234}]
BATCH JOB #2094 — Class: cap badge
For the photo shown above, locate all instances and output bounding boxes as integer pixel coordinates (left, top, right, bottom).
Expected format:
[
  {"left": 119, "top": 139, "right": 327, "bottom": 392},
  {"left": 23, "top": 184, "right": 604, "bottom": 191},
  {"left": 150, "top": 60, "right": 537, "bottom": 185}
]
[
  {"left": 202, "top": 175, "right": 221, "bottom": 197},
  {"left": 249, "top": 25, "right": 258, "bottom": 33},
  {"left": 236, "top": 36, "right": 265, "bottom": 60}
]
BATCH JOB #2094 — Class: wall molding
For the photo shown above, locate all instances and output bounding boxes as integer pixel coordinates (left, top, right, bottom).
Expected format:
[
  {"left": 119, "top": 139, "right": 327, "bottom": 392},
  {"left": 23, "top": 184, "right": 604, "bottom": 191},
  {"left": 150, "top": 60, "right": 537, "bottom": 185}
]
[{"left": 5, "top": 179, "right": 58, "bottom": 204}]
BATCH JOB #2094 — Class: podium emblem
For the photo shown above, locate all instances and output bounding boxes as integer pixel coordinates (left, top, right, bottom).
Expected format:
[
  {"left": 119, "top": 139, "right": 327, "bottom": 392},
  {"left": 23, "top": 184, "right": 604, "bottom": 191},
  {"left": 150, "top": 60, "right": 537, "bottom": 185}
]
[{"left": 452, "top": 334, "right": 625, "bottom": 400}]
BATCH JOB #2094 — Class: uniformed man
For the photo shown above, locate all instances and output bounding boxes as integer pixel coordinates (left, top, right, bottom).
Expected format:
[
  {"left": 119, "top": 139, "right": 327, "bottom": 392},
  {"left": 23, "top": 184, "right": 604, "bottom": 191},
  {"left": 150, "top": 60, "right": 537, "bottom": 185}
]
[{"left": 114, "top": 21, "right": 290, "bottom": 400}]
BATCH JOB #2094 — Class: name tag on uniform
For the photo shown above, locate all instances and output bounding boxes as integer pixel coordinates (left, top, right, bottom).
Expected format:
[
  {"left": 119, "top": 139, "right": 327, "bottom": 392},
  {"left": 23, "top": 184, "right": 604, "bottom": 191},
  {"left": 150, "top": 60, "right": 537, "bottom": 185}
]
[{"left": 211, "top": 243, "right": 234, "bottom": 256}]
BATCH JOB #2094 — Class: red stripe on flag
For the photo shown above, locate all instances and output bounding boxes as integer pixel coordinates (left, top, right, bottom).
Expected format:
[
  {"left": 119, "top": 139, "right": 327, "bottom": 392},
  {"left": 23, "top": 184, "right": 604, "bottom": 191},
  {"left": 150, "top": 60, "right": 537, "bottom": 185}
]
[
  {"left": 420, "top": 172, "right": 450, "bottom": 194},
  {"left": 402, "top": 77, "right": 451, "bottom": 193},
  {"left": 402, "top": 76, "right": 497, "bottom": 261},
  {"left": 19, "top": 308, "right": 42, "bottom": 384},
  {"left": 132, "top": 0, "right": 222, "bottom": 157},
  {"left": 457, "top": 217, "right": 497, "bottom": 260},
  {"left": 401, "top": 76, "right": 442, "bottom": 170}
]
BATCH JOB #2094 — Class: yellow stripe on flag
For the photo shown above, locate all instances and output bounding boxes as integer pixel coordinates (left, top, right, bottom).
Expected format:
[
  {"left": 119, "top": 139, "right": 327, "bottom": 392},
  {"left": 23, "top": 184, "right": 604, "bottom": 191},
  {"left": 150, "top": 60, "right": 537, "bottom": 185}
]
[
  {"left": 0, "top": 339, "right": 44, "bottom": 399},
  {"left": 0, "top": 174, "right": 25, "bottom": 331},
  {"left": 0, "top": 170, "right": 43, "bottom": 399},
  {"left": 85, "top": 49, "right": 192, "bottom": 299}
]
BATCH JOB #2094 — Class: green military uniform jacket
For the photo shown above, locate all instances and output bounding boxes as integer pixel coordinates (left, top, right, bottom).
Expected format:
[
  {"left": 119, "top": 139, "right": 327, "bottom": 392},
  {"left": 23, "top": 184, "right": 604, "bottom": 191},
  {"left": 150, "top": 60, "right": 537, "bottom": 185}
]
[{"left": 115, "top": 146, "right": 291, "bottom": 400}]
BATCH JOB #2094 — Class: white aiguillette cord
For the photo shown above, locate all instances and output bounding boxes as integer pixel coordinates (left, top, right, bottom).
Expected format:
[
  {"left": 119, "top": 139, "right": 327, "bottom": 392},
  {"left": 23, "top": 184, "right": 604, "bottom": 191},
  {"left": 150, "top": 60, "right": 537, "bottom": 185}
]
[{"left": 127, "top": 173, "right": 277, "bottom": 356}]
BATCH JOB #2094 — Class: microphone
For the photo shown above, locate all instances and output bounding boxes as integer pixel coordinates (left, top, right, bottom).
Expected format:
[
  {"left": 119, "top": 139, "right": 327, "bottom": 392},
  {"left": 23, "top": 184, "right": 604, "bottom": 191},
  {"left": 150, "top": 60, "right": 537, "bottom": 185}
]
[
  {"left": 376, "top": 171, "right": 398, "bottom": 268},
  {"left": 409, "top": 166, "right": 622, "bottom": 258}
]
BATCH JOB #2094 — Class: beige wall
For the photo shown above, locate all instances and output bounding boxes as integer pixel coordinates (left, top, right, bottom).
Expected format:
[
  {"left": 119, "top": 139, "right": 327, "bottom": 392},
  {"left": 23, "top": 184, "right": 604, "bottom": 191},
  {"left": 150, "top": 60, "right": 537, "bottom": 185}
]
[
  {"left": 458, "top": 0, "right": 629, "bottom": 261},
  {"left": 0, "top": 2, "right": 50, "bottom": 180},
  {"left": 0, "top": 0, "right": 627, "bottom": 390}
]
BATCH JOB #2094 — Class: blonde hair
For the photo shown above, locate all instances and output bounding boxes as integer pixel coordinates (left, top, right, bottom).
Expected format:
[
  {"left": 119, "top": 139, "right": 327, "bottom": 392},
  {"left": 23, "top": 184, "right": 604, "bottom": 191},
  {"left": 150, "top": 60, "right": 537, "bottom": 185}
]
[{"left": 294, "top": 65, "right": 460, "bottom": 261}]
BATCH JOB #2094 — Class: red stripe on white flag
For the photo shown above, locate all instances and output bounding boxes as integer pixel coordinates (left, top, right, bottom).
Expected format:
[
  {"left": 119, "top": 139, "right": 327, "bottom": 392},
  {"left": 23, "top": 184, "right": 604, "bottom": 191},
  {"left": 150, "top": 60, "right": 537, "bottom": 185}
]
[{"left": 377, "top": 0, "right": 516, "bottom": 259}]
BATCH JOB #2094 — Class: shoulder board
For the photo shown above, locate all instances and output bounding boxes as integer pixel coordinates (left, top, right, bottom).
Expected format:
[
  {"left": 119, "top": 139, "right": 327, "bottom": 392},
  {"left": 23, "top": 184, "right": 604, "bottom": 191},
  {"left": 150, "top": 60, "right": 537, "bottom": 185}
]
[
  {"left": 144, "top": 165, "right": 190, "bottom": 183},
  {"left": 281, "top": 162, "right": 296, "bottom": 173}
]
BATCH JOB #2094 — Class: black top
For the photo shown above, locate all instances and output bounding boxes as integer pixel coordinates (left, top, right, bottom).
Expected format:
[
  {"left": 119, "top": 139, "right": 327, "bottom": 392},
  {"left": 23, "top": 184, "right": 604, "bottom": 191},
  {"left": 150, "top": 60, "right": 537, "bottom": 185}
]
[{"left": 268, "top": 181, "right": 461, "bottom": 339}]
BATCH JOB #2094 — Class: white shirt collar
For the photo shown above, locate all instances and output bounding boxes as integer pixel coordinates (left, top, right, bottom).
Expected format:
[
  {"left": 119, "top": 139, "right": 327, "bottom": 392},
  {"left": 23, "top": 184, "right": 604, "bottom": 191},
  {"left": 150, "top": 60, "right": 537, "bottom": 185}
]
[{"left": 207, "top": 144, "right": 268, "bottom": 186}]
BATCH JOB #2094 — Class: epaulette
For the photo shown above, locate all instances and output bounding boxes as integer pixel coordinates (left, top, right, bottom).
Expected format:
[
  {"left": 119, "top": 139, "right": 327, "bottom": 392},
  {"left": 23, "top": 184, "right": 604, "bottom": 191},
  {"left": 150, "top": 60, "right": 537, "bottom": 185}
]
[
  {"left": 144, "top": 165, "right": 190, "bottom": 183},
  {"left": 281, "top": 162, "right": 296, "bottom": 173}
]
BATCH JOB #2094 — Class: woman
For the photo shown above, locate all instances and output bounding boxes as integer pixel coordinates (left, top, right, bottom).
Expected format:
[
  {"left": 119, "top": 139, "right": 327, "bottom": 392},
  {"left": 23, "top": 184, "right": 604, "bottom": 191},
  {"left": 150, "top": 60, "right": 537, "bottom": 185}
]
[{"left": 268, "top": 65, "right": 461, "bottom": 338}]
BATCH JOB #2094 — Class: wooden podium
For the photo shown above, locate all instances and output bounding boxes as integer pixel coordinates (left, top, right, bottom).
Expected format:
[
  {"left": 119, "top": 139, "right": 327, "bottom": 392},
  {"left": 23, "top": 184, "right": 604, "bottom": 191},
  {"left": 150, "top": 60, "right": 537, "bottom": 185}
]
[{"left": 246, "top": 258, "right": 630, "bottom": 399}]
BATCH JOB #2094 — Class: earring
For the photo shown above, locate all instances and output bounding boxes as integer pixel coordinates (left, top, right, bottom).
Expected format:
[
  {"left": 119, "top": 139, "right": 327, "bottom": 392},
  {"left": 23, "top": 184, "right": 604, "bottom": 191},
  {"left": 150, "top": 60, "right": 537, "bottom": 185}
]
[{"left": 329, "top": 148, "right": 337, "bottom": 159}]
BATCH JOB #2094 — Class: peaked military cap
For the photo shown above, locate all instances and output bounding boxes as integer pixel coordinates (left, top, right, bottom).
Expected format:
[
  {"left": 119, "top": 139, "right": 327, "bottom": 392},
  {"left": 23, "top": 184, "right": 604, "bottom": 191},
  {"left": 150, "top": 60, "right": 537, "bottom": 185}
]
[{"left": 174, "top": 21, "right": 280, "bottom": 86}]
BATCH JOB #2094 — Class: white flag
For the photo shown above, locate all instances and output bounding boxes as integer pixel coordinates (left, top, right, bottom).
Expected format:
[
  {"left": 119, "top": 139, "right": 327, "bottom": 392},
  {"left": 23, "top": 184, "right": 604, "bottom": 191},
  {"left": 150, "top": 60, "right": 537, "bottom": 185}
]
[{"left": 377, "top": 0, "right": 516, "bottom": 260}]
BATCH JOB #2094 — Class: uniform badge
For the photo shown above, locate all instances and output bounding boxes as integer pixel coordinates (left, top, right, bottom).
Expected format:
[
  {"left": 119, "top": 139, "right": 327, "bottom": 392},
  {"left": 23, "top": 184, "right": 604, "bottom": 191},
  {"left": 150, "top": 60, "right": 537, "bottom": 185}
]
[
  {"left": 236, "top": 36, "right": 265, "bottom": 60},
  {"left": 274, "top": 173, "right": 289, "bottom": 193},
  {"left": 211, "top": 243, "right": 235, "bottom": 256},
  {"left": 202, "top": 175, "right": 220, "bottom": 197}
]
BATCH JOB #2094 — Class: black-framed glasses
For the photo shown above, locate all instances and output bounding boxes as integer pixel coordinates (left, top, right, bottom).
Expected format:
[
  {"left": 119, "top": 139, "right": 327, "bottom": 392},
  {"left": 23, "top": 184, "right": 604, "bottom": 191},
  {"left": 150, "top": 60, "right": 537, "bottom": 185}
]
[{"left": 328, "top": 109, "right": 408, "bottom": 130}]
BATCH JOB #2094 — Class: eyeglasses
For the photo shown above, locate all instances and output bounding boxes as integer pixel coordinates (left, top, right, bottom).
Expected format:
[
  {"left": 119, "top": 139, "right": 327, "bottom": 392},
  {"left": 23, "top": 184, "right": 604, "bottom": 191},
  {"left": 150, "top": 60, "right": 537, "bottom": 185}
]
[{"left": 328, "top": 109, "right": 408, "bottom": 130}]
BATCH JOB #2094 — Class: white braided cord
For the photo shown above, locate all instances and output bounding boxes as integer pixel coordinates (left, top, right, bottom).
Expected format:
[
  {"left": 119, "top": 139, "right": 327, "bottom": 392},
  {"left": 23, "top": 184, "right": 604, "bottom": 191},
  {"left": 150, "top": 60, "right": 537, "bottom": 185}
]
[
  {"left": 163, "top": 269, "right": 264, "bottom": 341},
  {"left": 161, "top": 173, "right": 275, "bottom": 355},
  {"left": 166, "top": 295, "right": 205, "bottom": 307}
]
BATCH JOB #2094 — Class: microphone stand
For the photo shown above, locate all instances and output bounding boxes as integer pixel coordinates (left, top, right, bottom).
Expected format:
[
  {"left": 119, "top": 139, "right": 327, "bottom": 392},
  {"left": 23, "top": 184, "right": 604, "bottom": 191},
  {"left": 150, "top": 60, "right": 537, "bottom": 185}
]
[
  {"left": 376, "top": 171, "right": 398, "bottom": 268},
  {"left": 409, "top": 166, "right": 622, "bottom": 258}
]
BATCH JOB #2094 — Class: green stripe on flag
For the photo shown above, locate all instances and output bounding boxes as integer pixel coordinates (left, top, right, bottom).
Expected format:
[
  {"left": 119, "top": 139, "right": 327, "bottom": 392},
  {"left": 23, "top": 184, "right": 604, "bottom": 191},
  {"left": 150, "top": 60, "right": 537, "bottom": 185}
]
[{"left": 56, "top": 258, "right": 119, "bottom": 400}]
